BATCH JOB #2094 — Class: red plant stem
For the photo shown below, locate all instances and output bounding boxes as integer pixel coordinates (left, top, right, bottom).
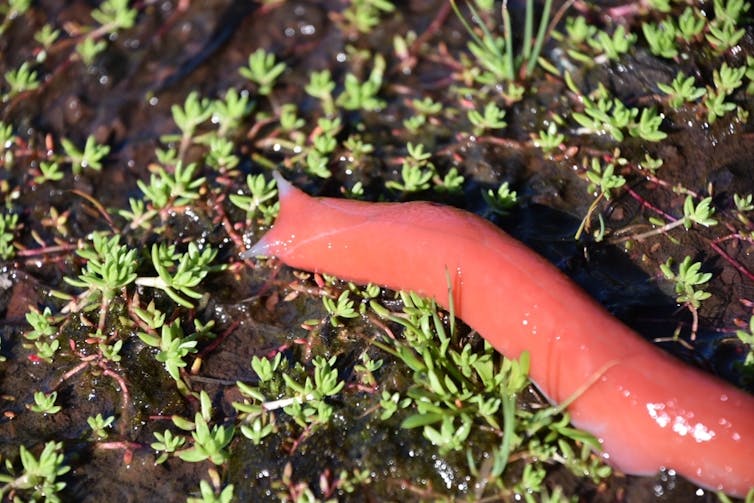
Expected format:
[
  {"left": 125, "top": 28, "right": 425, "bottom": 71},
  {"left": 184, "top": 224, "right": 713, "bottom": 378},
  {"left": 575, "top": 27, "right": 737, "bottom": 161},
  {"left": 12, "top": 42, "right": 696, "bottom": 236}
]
[
  {"left": 709, "top": 239, "right": 754, "bottom": 282},
  {"left": 624, "top": 185, "right": 676, "bottom": 221},
  {"left": 393, "top": 0, "right": 452, "bottom": 74},
  {"left": 194, "top": 320, "right": 240, "bottom": 362},
  {"left": 95, "top": 441, "right": 142, "bottom": 451},
  {"left": 101, "top": 367, "right": 131, "bottom": 436},
  {"left": 52, "top": 360, "right": 90, "bottom": 389},
  {"left": 16, "top": 243, "right": 79, "bottom": 257}
]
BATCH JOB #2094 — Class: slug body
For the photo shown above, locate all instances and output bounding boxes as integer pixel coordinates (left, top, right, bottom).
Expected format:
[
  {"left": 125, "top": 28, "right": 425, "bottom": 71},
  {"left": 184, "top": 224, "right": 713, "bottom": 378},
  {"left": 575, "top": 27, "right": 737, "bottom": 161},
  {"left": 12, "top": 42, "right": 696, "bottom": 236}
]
[{"left": 248, "top": 174, "right": 754, "bottom": 497}]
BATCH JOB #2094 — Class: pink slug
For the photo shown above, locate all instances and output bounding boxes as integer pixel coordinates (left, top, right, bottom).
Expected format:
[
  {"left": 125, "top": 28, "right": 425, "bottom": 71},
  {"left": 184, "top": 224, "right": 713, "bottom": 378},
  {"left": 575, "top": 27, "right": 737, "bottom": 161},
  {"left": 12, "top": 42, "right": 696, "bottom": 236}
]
[{"left": 245, "top": 173, "right": 754, "bottom": 497}]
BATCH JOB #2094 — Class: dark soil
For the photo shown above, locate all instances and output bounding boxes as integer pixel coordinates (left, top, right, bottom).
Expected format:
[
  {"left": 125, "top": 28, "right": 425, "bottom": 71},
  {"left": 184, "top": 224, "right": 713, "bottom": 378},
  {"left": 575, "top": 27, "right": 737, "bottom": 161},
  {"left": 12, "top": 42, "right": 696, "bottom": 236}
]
[{"left": 1, "top": 0, "right": 753, "bottom": 501}]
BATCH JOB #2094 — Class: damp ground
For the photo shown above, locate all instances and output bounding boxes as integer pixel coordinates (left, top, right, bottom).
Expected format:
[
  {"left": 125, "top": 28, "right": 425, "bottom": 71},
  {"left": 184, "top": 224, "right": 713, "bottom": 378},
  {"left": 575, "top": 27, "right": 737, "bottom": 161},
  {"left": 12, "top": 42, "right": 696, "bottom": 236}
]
[{"left": 1, "top": 1, "right": 753, "bottom": 501}]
